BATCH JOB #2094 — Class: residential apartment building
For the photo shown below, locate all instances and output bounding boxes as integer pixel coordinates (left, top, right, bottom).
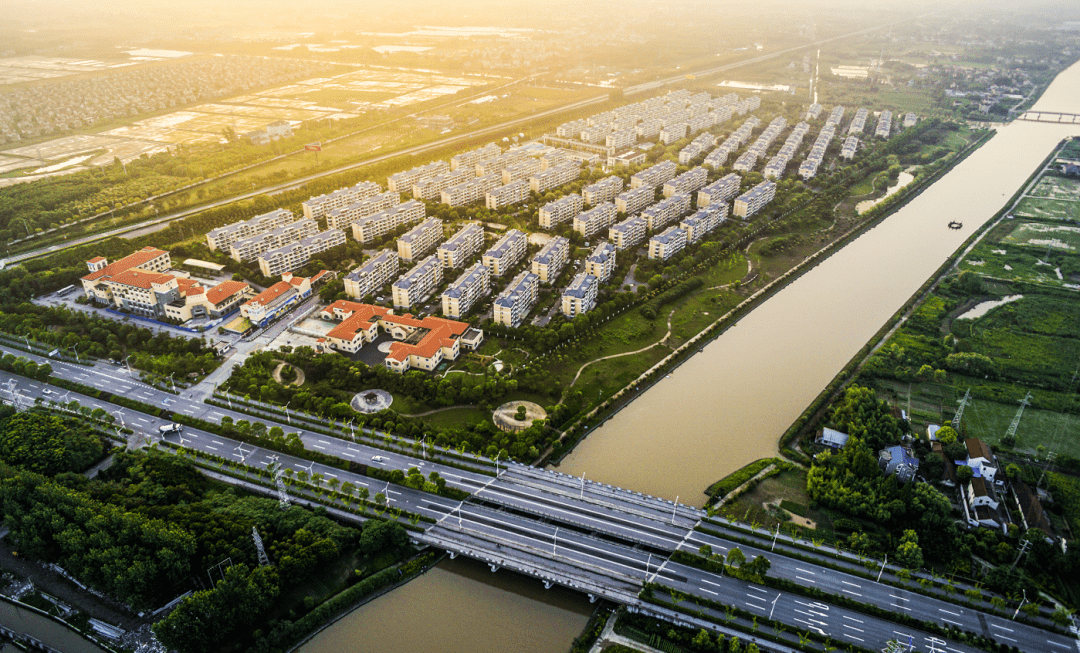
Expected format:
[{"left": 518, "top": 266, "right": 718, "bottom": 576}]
[
  {"left": 659, "top": 122, "right": 688, "bottom": 145},
  {"left": 326, "top": 191, "right": 401, "bottom": 231},
  {"left": 648, "top": 226, "right": 687, "bottom": 261},
  {"left": 413, "top": 169, "right": 473, "bottom": 201},
  {"left": 806, "top": 103, "right": 823, "bottom": 120},
  {"left": 608, "top": 149, "right": 647, "bottom": 168},
  {"left": 501, "top": 159, "right": 542, "bottom": 184},
  {"left": 663, "top": 167, "right": 708, "bottom": 198},
  {"left": 608, "top": 216, "right": 647, "bottom": 251},
  {"left": 397, "top": 218, "right": 444, "bottom": 263},
  {"left": 343, "top": 250, "right": 399, "bottom": 300},
  {"left": 606, "top": 128, "right": 636, "bottom": 150},
  {"left": 681, "top": 205, "right": 727, "bottom": 244},
  {"left": 492, "top": 271, "right": 539, "bottom": 327},
  {"left": 556, "top": 119, "right": 589, "bottom": 139},
  {"left": 875, "top": 110, "right": 892, "bottom": 139},
  {"left": 840, "top": 135, "right": 859, "bottom": 160},
  {"left": 636, "top": 117, "right": 663, "bottom": 140},
  {"left": 561, "top": 273, "right": 598, "bottom": 318},
  {"left": 391, "top": 255, "right": 444, "bottom": 309},
  {"left": 732, "top": 181, "right": 776, "bottom": 219},
  {"left": 437, "top": 222, "right": 485, "bottom": 269},
  {"left": 847, "top": 107, "right": 869, "bottom": 135},
  {"left": 529, "top": 162, "right": 580, "bottom": 193},
  {"left": 206, "top": 208, "right": 295, "bottom": 252},
  {"left": 258, "top": 229, "right": 346, "bottom": 277},
  {"left": 441, "top": 263, "right": 491, "bottom": 319},
  {"left": 698, "top": 173, "right": 741, "bottom": 207},
  {"left": 642, "top": 194, "right": 691, "bottom": 231},
  {"left": 350, "top": 200, "right": 426, "bottom": 243},
  {"left": 585, "top": 241, "right": 616, "bottom": 282},
  {"left": 451, "top": 143, "right": 502, "bottom": 171},
  {"left": 441, "top": 174, "right": 501, "bottom": 207},
  {"left": 539, "top": 193, "right": 584, "bottom": 229},
  {"left": 301, "top": 182, "right": 381, "bottom": 221},
  {"left": 476, "top": 153, "right": 528, "bottom": 177},
  {"left": 388, "top": 160, "right": 449, "bottom": 193},
  {"left": 574, "top": 202, "right": 618, "bottom": 239},
  {"left": 229, "top": 218, "right": 319, "bottom": 263},
  {"left": 903, "top": 112, "right": 918, "bottom": 128},
  {"left": 486, "top": 180, "right": 531, "bottom": 210},
  {"left": 825, "top": 105, "right": 846, "bottom": 128},
  {"left": 482, "top": 229, "right": 529, "bottom": 277},
  {"left": 615, "top": 187, "right": 655, "bottom": 216},
  {"left": 732, "top": 150, "right": 759, "bottom": 172},
  {"left": 583, "top": 176, "right": 624, "bottom": 206},
  {"left": 531, "top": 236, "right": 569, "bottom": 283},
  {"left": 631, "top": 160, "right": 677, "bottom": 189}
]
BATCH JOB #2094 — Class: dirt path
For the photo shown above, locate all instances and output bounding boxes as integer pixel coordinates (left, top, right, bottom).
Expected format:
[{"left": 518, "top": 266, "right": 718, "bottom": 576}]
[
  {"left": 271, "top": 360, "right": 305, "bottom": 386},
  {"left": 566, "top": 307, "right": 677, "bottom": 390},
  {"left": 708, "top": 244, "right": 754, "bottom": 290},
  {"left": 396, "top": 405, "right": 475, "bottom": 417}
]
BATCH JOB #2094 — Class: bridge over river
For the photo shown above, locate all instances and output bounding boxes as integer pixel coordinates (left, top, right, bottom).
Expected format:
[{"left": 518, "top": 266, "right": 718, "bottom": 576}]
[{"left": 1016, "top": 110, "right": 1080, "bottom": 124}]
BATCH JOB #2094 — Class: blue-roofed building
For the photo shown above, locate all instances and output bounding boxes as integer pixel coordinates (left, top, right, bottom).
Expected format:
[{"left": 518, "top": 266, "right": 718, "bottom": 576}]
[{"left": 877, "top": 445, "right": 919, "bottom": 483}]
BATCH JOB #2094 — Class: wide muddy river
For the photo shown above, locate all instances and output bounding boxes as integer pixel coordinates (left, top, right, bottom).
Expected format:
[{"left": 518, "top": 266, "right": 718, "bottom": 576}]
[{"left": 303, "top": 58, "right": 1080, "bottom": 653}]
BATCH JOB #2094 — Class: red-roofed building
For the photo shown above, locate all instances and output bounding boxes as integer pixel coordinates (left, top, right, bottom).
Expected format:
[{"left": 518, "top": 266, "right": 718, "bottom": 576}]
[
  {"left": 164, "top": 279, "right": 254, "bottom": 323},
  {"left": 80, "top": 247, "right": 175, "bottom": 318},
  {"left": 241, "top": 275, "right": 314, "bottom": 327},
  {"left": 317, "top": 300, "right": 483, "bottom": 372}
]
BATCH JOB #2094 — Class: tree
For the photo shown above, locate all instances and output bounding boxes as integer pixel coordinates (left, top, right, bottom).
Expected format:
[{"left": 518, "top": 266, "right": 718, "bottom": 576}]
[
  {"left": 895, "top": 530, "right": 924, "bottom": 570},
  {"left": 934, "top": 425, "right": 958, "bottom": 444},
  {"left": 726, "top": 547, "right": 746, "bottom": 568},
  {"left": 956, "top": 465, "right": 974, "bottom": 484}
]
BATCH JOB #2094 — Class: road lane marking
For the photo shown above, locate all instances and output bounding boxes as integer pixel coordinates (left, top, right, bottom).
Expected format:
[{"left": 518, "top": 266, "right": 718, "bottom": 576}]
[
  {"left": 841, "top": 580, "right": 861, "bottom": 588},
  {"left": 941, "top": 618, "right": 963, "bottom": 627},
  {"left": 890, "top": 594, "right": 910, "bottom": 601},
  {"left": 747, "top": 586, "right": 769, "bottom": 595},
  {"left": 938, "top": 608, "right": 961, "bottom": 616},
  {"left": 843, "top": 615, "right": 864, "bottom": 623},
  {"left": 341, "top": 452, "right": 355, "bottom": 458},
  {"left": 843, "top": 633, "right": 864, "bottom": 643},
  {"left": 994, "top": 635, "right": 1017, "bottom": 643},
  {"left": 702, "top": 579, "right": 721, "bottom": 587},
  {"left": 312, "top": 444, "right": 325, "bottom": 450},
  {"left": 206, "top": 446, "right": 218, "bottom": 451},
  {"left": 796, "top": 576, "right": 816, "bottom": 584},
  {"left": 700, "top": 589, "right": 717, "bottom": 596},
  {"left": 989, "top": 624, "right": 1013, "bottom": 632},
  {"left": 795, "top": 568, "right": 816, "bottom": 575},
  {"left": 1048, "top": 641, "right": 1072, "bottom": 649},
  {"left": 842, "top": 589, "right": 862, "bottom": 597},
  {"left": 843, "top": 624, "right": 863, "bottom": 633}
]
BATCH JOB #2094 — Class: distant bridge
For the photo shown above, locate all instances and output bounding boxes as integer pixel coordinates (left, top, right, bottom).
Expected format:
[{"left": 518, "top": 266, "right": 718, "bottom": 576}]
[{"left": 1017, "top": 110, "right": 1080, "bottom": 124}]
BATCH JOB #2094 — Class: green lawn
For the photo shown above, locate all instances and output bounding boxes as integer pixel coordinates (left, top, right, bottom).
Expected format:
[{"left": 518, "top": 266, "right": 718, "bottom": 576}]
[{"left": 1002, "top": 221, "right": 1080, "bottom": 253}]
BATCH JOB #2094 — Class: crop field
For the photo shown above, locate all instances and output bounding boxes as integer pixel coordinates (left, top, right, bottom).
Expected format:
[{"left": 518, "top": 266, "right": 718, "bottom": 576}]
[
  {"left": 1002, "top": 221, "right": 1080, "bottom": 252},
  {"left": 1029, "top": 175, "right": 1080, "bottom": 201},
  {"left": 1014, "top": 196, "right": 1080, "bottom": 221}
]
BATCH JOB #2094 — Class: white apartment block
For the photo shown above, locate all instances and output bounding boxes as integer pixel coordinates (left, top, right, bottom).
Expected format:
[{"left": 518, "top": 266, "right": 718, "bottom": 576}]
[
  {"left": 704, "top": 145, "right": 734, "bottom": 169},
  {"left": 580, "top": 125, "right": 609, "bottom": 144},
  {"left": 207, "top": 208, "right": 296, "bottom": 252},
  {"left": 556, "top": 119, "right": 588, "bottom": 139},
  {"left": 681, "top": 205, "right": 727, "bottom": 244},
  {"left": 450, "top": 143, "right": 502, "bottom": 171},
  {"left": 229, "top": 218, "right": 319, "bottom": 263},
  {"left": 574, "top": 202, "right": 617, "bottom": 239},
  {"left": 733, "top": 181, "right": 776, "bottom": 219},
  {"left": 344, "top": 250, "right": 399, "bottom": 300},
  {"left": 541, "top": 149, "right": 572, "bottom": 170},
  {"left": 486, "top": 180, "right": 531, "bottom": 210},
  {"left": 648, "top": 226, "right": 687, "bottom": 261},
  {"left": 615, "top": 187, "right": 655, "bottom": 216},
  {"left": 388, "top": 161, "right": 449, "bottom": 193},
  {"left": 326, "top": 191, "right": 401, "bottom": 231},
  {"left": 258, "top": 229, "right": 346, "bottom": 277},
  {"left": 482, "top": 229, "right": 528, "bottom": 277},
  {"left": 903, "top": 113, "right": 918, "bottom": 128},
  {"left": 437, "top": 222, "right": 485, "bottom": 268},
  {"left": 631, "top": 160, "right": 677, "bottom": 190},
  {"left": 413, "top": 169, "right": 474, "bottom": 201},
  {"left": 709, "top": 106, "right": 734, "bottom": 126},
  {"left": 763, "top": 156, "right": 788, "bottom": 180},
  {"left": 441, "top": 174, "right": 502, "bottom": 207},
  {"left": 441, "top": 263, "right": 491, "bottom": 319},
  {"left": 608, "top": 216, "right": 647, "bottom": 251},
  {"left": 698, "top": 173, "right": 741, "bottom": 207},
  {"left": 659, "top": 122, "right": 689, "bottom": 145},
  {"left": 583, "top": 176, "right": 625, "bottom": 206},
  {"left": 875, "top": 110, "right": 892, "bottom": 139},
  {"left": 530, "top": 162, "right": 580, "bottom": 193},
  {"left": 531, "top": 236, "right": 569, "bottom": 283},
  {"left": 606, "top": 129, "right": 636, "bottom": 150},
  {"left": 539, "top": 194, "right": 584, "bottom": 229},
  {"left": 840, "top": 135, "right": 859, "bottom": 160},
  {"left": 350, "top": 200, "right": 426, "bottom": 243},
  {"left": 492, "top": 271, "right": 539, "bottom": 327},
  {"left": 806, "top": 103, "right": 823, "bottom": 121},
  {"left": 502, "top": 159, "right": 542, "bottom": 184},
  {"left": 642, "top": 194, "right": 691, "bottom": 231},
  {"left": 301, "top": 182, "right": 381, "bottom": 222},
  {"left": 848, "top": 107, "right": 869, "bottom": 135},
  {"left": 391, "top": 255, "right": 444, "bottom": 309},
  {"left": 397, "top": 218, "right": 444, "bottom": 262},
  {"left": 476, "top": 153, "right": 529, "bottom": 177},
  {"left": 686, "top": 113, "right": 713, "bottom": 135},
  {"left": 585, "top": 241, "right": 616, "bottom": 283},
  {"left": 637, "top": 117, "right": 663, "bottom": 140},
  {"left": 663, "top": 167, "right": 708, "bottom": 198},
  {"left": 732, "top": 151, "right": 759, "bottom": 172},
  {"left": 561, "top": 273, "right": 598, "bottom": 318},
  {"left": 825, "top": 105, "right": 846, "bottom": 128}
]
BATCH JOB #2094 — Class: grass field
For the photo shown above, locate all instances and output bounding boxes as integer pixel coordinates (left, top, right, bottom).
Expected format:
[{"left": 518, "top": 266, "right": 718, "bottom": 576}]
[
  {"left": 1002, "top": 221, "right": 1080, "bottom": 252},
  {"left": 723, "top": 468, "right": 838, "bottom": 534},
  {"left": 1013, "top": 196, "right": 1080, "bottom": 221},
  {"left": 1029, "top": 176, "right": 1080, "bottom": 201},
  {"left": 959, "top": 243, "right": 1075, "bottom": 287}
]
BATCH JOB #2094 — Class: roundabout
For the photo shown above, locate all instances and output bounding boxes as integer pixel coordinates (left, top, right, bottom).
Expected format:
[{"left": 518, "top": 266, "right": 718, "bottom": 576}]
[{"left": 350, "top": 389, "right": 394, "bottom": 414}]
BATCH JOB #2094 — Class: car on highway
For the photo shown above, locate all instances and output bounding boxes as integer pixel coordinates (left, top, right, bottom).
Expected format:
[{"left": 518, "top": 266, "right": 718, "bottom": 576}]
[
  {"left": 41, "top": 388, "right": 53, "bottom": 395},
  {"left": 158, "top": 423, "right": 183, "bottom": 435},
  {"left": 371, "top": 456, "right": 384, "bottom": 463}
]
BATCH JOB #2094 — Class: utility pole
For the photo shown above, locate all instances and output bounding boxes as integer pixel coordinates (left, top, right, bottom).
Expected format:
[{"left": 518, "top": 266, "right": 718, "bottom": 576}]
[
  {"left": 952, "top": 388, "right": 971, "bottom": 430},
  {"left": 252, "top": 527, "right": 270, "bottom": 567},
  {"left": 1010, "top": 539, "right": 1031, "bottom": 572},
  {"left": 1003, "top": 391, "right": 1033, "bottom": 443},
  {"left": 772, "top": 523, "right": 780, "bottom": 551}
]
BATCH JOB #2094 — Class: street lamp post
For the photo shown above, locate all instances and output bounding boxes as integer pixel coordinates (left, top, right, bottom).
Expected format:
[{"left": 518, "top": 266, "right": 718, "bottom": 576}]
[
  {"left": 168, "top": 372, "right": 176, "bottom": 393},
  {"left": 671, "top": 496, "right": 679, "bottom": 526},
  {"left": 772, "top": 523, "right": 780, "bottom": 551},
  {"left": 877, "top": 554, "right": 889, "bottom": 582},
  {"left": 421, "top": 436, "right": 427, "bottom": 460},
  {"left": 123, "top": 355, "right": 133, "bottom": 376},
  {"left": 1012, "top": 589, "right": 1028, "bottom": 620},
  {"left": 284, "top": 401, "right": 291, "bottom": 425},
  {"left": 69, "top": 343, "right": 81, "bottom": 364}
]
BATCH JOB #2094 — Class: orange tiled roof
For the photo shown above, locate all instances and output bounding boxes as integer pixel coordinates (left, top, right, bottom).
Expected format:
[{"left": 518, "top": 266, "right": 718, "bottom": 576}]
[
  {"left": 246, "top": 281, "right": 294, "bottom": 308},
  {"left": 325, "top": 301, "right": 391, "bottom": 341},
  {"left": 87, "top": 256, "right": 106, "bottom": 264},
  {"left": 206, "top": 280, "right": 250, "bottom": 306},
  {"left": 82, "top": 247, "right": 167, "bottom": 282},
  {"left": 107, "top": 269, "right": 175, "bottom": 290}
]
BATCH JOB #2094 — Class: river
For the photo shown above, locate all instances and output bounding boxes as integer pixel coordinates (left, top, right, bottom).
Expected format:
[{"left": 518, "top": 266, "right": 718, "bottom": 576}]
[{"left": 303, "top": 59, "right": 1080, "bottom": 653}]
